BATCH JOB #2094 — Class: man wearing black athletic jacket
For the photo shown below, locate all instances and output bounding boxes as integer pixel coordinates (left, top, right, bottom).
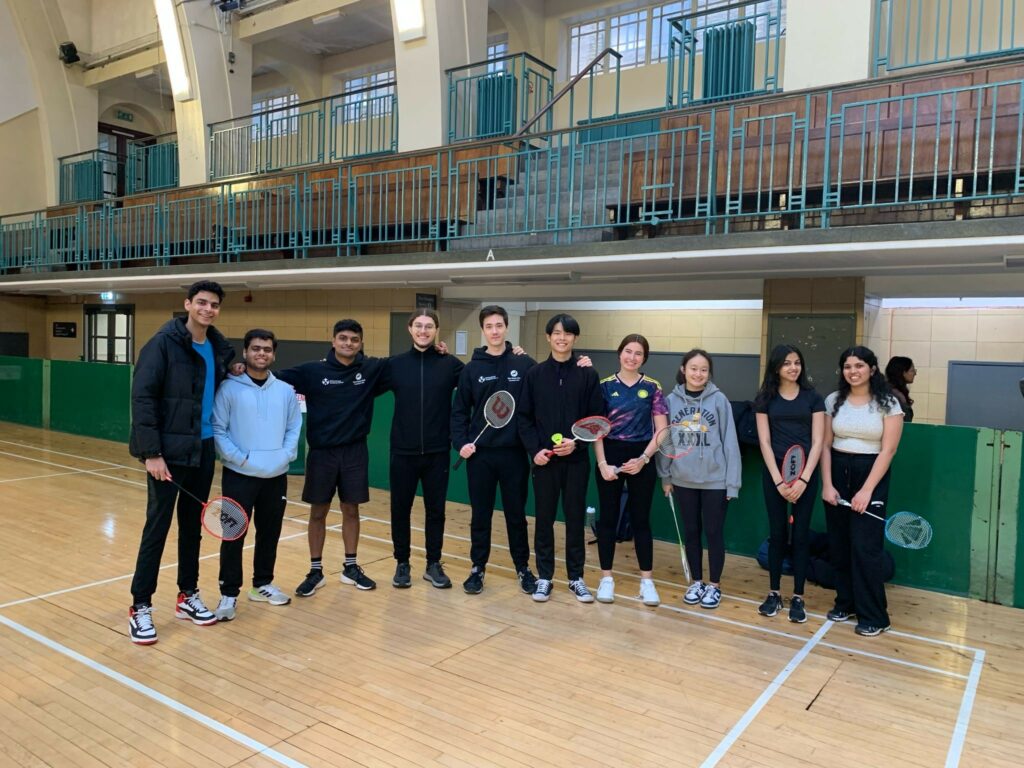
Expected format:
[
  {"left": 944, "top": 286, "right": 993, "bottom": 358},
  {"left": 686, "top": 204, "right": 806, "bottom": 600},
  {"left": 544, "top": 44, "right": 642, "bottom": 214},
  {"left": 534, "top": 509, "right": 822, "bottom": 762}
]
[
  {"left": 452, "top": 305, "right": 539, "bottom": 595},
  {"left": 386, "top": 309, "right": 464, "bottom": 590},
  {"left": 518, "top": 313, "right": 604, "bottom": 604},
  {"left": 276, "top": 319, "right": 391, "bottom": 596}
]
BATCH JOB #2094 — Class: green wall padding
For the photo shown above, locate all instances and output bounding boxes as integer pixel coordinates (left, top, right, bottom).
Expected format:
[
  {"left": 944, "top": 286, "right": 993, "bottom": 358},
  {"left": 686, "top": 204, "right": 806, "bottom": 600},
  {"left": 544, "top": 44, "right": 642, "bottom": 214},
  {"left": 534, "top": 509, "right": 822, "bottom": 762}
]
[
  {"left": 49, "top": 360, "right": 132, "bottom": 442},
  {"left": 1013, "top": 433, "right": 1024, "bottom": 608},
  {"left": 0, "top": 356, "right": 44, "bottom": 427}
]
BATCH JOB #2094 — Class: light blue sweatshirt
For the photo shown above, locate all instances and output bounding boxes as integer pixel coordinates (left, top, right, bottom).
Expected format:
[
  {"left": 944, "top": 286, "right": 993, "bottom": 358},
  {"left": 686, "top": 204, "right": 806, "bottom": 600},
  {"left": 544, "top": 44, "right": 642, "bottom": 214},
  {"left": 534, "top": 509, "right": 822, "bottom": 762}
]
[
  {"left": 656, "top": 380, "right": 742, "bottom": 497},
  {"left": 212, "top": 372, "right": 302, "bottom": 478}
]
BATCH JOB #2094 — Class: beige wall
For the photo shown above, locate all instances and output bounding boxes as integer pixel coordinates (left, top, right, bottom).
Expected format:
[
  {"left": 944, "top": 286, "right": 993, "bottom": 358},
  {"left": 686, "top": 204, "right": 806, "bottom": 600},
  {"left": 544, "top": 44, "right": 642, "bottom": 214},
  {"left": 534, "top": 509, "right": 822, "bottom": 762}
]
[
  {"left": 0, "top": 294, "right": 46, "bottom": 357},
  {"left": 0, "top": 109, "right": 48, "bottom": 215}
]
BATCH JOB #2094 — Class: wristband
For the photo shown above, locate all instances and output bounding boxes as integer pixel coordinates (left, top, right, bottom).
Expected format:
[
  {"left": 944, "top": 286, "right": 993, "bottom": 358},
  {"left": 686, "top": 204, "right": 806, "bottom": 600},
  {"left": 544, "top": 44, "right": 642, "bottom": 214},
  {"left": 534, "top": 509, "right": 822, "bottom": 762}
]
[
  {"left": 775, "top": 480, "right": 784, "bottom": 487},
  {"left": 797, "top": 477, "right": 808, "bottom": 485}
]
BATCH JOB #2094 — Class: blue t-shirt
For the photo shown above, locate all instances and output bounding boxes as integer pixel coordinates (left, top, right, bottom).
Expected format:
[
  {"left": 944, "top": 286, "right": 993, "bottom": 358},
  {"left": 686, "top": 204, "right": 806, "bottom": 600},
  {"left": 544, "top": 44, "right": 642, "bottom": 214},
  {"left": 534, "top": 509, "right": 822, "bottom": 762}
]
[
  {"left": 600, "top": 373, "right": 668, "bottom": 442},
  {"left": 192, "top": 339, "right": 216, "bottom": 439}
]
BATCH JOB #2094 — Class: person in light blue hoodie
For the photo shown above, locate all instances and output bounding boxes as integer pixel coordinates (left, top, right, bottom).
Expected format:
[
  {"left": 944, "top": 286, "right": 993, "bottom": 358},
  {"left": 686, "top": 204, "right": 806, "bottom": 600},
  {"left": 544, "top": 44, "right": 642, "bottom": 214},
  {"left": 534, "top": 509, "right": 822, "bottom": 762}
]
[
  {"left": 656, "top": 349, "right": 741, "bottom": 610},
  {"left": 212, "top": 329, "right": 302, "bottom": 621}
]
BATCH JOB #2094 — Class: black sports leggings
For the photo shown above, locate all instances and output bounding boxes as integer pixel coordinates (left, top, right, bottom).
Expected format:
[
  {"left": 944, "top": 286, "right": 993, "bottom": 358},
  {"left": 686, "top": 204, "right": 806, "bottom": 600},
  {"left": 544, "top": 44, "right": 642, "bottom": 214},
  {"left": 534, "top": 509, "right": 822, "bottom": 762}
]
[
  {"left": 761, "top": 466, "right": 819, "bottom": 594},
  {"left": 670, "top": 486, "right": 728, "bottom": 584},
  {"left": 595, "top": 439, "right": 656, "bottom": 571}
]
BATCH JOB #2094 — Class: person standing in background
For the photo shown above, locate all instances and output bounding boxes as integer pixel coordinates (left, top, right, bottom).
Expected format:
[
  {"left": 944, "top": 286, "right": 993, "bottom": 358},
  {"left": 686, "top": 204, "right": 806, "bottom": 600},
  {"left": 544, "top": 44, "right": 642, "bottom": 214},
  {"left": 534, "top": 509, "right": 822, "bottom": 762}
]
[{"left": 884, "top": 357, "right": 916, "bottom": 423}]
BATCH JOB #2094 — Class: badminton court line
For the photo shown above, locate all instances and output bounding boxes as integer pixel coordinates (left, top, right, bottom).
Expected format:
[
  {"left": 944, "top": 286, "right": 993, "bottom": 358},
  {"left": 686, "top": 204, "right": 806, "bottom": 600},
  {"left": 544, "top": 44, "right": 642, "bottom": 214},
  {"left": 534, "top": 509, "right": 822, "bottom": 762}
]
[
  {"left": 0, "top": 613, "right": 310, "bottom": 768},
  {"left": 946, "top": 650, "right": 985, "bottom": 768},
  {"left": 700, "top": 620, "right": 834, "bottom": 767},
  {"left": 0, "top": 436, "right": 991, "bottom": 651}
]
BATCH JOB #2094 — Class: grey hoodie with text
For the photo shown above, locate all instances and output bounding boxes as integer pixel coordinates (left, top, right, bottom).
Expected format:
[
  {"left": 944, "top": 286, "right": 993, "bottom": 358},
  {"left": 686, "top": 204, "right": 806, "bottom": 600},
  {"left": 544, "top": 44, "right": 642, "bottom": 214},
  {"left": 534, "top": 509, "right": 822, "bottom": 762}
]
[{"left": 655, "top": 380, "right": 742, "bottom": 497}]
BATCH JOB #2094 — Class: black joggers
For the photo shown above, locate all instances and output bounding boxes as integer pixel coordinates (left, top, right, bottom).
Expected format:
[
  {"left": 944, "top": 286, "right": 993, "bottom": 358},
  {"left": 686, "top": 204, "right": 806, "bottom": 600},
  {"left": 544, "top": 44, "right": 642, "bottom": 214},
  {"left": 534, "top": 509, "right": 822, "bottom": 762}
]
[
  {"left": 466, "top": 447, "right": 531, "bottom": 571},
  {"left": 218, "top": 468, "right": 288, "bottom": 598},
  {"left": 532, "top": 458, "right": 589, "bottom": 581},
  {"left": 390, "top": 451, "right": 449, "bottom": 564}
]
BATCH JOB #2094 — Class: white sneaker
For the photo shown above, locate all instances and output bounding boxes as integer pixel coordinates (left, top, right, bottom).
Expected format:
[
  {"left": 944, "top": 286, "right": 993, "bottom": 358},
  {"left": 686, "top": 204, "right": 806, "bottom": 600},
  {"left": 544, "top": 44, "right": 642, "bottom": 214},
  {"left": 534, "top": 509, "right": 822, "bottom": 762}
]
[
  {"left": 568, "top": 579, "right": 595, "bottom": 603},
  {"left": 701, "top": 584, "right": 722, "bottom": 609},
  {"left": 639, "top": 578, "right": 660, "bottom": 607},
  {"left": 596, "top": 576, "right": 615, "bottom": 603},
  {"left": 215, "top": 596, "right": 237, "bottom": 622},
  {"left": 249, "top": 584, "right": 291, "bottom": 606},
  {"left": 683, "top": 580, "right": 707, "bottom": 605}
]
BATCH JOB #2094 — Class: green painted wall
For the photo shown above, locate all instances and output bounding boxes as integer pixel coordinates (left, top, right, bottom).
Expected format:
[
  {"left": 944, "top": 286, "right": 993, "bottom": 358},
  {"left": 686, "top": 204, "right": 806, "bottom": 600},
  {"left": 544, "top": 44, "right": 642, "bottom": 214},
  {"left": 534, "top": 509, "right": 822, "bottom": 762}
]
[{"left": 0, "top": 356, "right": 44, "bottom": 427}]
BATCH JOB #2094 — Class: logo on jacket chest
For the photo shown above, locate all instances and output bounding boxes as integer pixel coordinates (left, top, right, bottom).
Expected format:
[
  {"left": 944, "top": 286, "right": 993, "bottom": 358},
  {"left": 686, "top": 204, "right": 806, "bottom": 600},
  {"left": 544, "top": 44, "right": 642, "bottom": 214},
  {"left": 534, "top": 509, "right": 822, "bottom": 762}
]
[
  {"left": 507, "top": 369, "right": 521, "bottom": 383},
  {"left": 478, "top": 375, "right": 498, "bottom": 384}
]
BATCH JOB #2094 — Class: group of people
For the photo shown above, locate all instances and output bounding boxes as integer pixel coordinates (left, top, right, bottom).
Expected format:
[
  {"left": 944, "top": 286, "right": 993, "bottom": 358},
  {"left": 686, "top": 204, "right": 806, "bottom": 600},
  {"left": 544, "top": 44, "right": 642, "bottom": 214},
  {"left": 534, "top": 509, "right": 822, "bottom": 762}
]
[{"left": 125, "top": 279, "right": 908, "bottom": 645}]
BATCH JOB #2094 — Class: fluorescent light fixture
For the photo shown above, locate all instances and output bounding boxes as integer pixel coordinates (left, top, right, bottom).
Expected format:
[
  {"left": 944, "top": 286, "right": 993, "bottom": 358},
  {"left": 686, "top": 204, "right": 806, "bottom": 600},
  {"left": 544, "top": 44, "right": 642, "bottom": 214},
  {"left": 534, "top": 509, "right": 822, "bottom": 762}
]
[
  {"left": 312, "top": 9, "right": 342, "bottom": 25},
  {"left": 394, "top": 0, "right": 426, "bottom": 42},
  {"left": 153, "top": 0, "right": 193, "bottom": 101},
  {"left": 99, "top": 291, "right": 116, "bottom": 301}
]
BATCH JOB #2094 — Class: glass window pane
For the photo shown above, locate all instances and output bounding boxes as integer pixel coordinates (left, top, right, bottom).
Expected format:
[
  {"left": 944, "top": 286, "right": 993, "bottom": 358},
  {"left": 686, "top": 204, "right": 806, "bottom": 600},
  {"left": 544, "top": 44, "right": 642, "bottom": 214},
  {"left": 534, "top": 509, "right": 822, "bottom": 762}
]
[
  {"left": 115, "top": 313, "right": 128, "bottom": 336},
  {"left": 95, "top": 313, "right": 108, "bottom": 335},
  {"left": 115, "top": 339, "right": 128, "bottom": 361}
]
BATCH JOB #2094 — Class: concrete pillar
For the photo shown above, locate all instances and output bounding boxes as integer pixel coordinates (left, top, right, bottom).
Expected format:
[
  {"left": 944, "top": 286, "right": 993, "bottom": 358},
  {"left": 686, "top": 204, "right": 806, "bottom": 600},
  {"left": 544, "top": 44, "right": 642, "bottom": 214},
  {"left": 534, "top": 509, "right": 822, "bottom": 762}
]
[
  {"left": 6, "top": 0, "right": 99, "bottom": 206},
  {"left": 389, "top": 0, "right": 488, "bottom": 151},
  {"left": 783, "top": 0, "right": 875, "bottom": 91},
  {"left": 162, "top": 1, "right": 252, "bottom": 185}
]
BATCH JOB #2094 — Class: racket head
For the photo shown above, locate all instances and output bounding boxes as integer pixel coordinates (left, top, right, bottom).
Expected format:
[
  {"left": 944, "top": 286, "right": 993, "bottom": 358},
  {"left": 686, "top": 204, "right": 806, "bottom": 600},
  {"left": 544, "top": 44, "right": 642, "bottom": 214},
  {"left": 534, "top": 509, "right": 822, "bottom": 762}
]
[
  {"left": 482, "top": 390, "right": 515, "bottom": 429},
  {"left": 884, "top": 511, "right": 933, "bottom": 550},
  {"left": 655, "top": 422, "right": 698, "bottom": 460},
  {"left": 781, "top": 444, "right": 807, "bottom": 486},
  {"left": 570, "top": 415, "right": 612, "bottom": 442},
  {"left": 201, "top": 496, "right": 249, "bottom": 541}
]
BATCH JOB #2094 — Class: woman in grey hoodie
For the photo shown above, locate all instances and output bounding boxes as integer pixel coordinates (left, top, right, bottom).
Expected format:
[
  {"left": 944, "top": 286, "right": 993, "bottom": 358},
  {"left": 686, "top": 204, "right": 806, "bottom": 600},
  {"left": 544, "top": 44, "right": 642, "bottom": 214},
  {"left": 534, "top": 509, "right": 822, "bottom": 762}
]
[{"left": 656, "top": 349, "right": 742, "bottom": 609}]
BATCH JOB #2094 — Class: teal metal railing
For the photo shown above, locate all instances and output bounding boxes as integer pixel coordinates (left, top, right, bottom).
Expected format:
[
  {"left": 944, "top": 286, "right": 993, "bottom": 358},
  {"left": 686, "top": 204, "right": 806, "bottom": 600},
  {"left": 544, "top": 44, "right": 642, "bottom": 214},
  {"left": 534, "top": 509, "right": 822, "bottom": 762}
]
[
  {"left": 6, "top": 77, "right": 1023, "bottom": 269},
  {"left": 57, "top": 149, "right": 124, "bottom": 204},
  {"left": 875, "top": 0, "right": 1024, "bottom": 75},
  {"left": 446, "top": 52, "right": 556, "bottom": 142},
  {"left": 127, "top": 133, "right": 179, "bottom": 194},
  {"left": 666, "top": 0, "right": 783, "bottom": 107},
  {"left": 209, "top": 84, "right": 398, "bottom": 181}
]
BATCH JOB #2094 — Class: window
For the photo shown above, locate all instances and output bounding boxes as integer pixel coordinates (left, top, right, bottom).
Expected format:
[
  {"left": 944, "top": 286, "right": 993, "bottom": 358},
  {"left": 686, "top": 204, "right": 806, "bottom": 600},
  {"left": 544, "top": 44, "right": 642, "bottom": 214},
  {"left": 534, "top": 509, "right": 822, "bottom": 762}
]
[
  {"left": 85, "top": 305, "right": 134, "bottom": 364},
  {"left": 610, "top": 10, "right": 648, "bottom": 69},
  {"left": 651, "top": 2, "right": 684, "bottom": 62},
  {"left": 487, "top": 34, "right": 509, "bottom": 73},
  {"left": 569, "top": 19, "right": 607, "bottom": 75},
  {"left": 251, "top": 91, "right": 299, "bottom": 135},
  {"left": 342, "top": 68, "right": 396, "bottom": 117}
]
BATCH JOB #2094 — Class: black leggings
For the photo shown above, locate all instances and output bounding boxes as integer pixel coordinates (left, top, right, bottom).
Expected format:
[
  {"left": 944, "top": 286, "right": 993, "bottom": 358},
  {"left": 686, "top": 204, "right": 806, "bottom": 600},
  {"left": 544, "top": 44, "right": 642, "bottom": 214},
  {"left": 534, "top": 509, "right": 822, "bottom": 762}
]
[
  {"left": 595, "top": 439, "right": 656, "bottom": 571},
  {"left": 761, "top": 467, "right": 819, "bottom": 594},
  {"left": 670, "top": 486, "right": 728, "bottom": 584}
]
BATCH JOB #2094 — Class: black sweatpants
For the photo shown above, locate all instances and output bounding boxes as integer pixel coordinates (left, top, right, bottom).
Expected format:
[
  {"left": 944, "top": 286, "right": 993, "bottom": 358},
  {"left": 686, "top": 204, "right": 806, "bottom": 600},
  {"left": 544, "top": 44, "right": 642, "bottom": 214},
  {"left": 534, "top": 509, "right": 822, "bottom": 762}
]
[
  {"left": 390, "top": 451, "right": 449, "bottom": 564},
  {"left": 466, "top": 447, "right": 531, "bottom": 571},
  {"left": 824, "top": 451, "right": 891, "bottom": 628},
  {"left": 218, "top": 468, "right": 288, "bottom": 598},
  {"left": 532, "top": 459, "right": 589, "bottom": 581},
  {"left": 670, "top": 486, "right": 728, "bottom": 584},
  {"left": 761, "top": 466, "right": 819, "bottom": 594},
  {"left": 595, "top": 439, "right": 656, "bottom": 571},
  {"left": 130, "top": 438, "right": 215, "bottom": 606}
]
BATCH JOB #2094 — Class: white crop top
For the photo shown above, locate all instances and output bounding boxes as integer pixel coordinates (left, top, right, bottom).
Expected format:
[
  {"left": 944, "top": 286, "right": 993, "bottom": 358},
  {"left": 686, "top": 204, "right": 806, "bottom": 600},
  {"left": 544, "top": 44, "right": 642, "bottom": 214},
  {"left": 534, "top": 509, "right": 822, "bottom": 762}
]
[{"left": 824, "top": 391, "right": 903, "bottom": 454}]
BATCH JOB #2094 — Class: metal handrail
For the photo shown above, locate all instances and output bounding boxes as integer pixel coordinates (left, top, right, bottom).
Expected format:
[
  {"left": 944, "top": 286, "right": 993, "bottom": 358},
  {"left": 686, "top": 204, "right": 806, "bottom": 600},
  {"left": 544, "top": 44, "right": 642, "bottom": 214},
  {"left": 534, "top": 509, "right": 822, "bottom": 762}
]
[
  {"left": 445, "top": 51, "right": 554, "bottom": 75},
  {"left": 515, "top": 47, "right": 622, "bottom": 137}
]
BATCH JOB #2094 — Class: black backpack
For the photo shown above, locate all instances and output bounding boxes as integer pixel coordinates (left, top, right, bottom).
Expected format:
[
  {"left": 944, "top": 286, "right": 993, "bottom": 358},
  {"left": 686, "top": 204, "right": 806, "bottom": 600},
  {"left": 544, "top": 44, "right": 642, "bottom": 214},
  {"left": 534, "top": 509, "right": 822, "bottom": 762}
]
[{"left": 730, "top": 400, "right": 760, "bottom": 446}]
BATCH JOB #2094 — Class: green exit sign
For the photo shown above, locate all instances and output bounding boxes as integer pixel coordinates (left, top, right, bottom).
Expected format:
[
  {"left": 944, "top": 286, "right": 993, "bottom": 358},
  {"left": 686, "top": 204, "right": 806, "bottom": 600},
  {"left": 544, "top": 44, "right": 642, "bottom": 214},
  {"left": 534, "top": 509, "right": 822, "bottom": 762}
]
[{"left": 115, "top": 110, "right": 134, "bottom": 122}]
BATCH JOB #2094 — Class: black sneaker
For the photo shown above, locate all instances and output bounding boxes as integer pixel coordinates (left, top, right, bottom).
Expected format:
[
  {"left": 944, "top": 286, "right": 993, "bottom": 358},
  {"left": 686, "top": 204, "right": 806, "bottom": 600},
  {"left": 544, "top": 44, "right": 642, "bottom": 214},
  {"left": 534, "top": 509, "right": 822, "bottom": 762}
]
[
  {"left": 789, "top": 596, "right": 807, "bottom": 624},
  {"left": 423, "top": 561, "right": 452, "bottom": 589},
  {"left": 296, "top": 569, "right": 326, "bottom": 597},
  {"left": 826, "top": 608, "right": 854, "bottom": 622},
  {"left": 517, "top": 568, "right": 538, "bottom": 594},
  {"left": 340, "top": 563, "right": 376, "bottom": 590},
  {"left": 854, "top": 623, "right": 891, "bottom": 637},
  {"left": 463, "top": 568, "right": 484, "bottom": 594},
  {"left": 392, "top": 562, "right": 411, "bottom": 589},
  {"left": 758, "top": 592, "right": 783, "bottom": 617},
  {"left": 532, "top": 579, "right": 553, "bottom": 602}
]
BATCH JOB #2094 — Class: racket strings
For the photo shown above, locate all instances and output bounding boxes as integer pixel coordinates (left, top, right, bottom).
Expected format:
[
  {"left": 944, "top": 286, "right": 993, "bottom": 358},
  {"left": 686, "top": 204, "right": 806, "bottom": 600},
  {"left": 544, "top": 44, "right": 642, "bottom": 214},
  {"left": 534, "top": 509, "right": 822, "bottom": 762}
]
[
  {"left": 203, "top": 498, "right": 249, "bottom": 541},
  {"left": 885, "top": 512, "right": 933, "bottom": 549}
]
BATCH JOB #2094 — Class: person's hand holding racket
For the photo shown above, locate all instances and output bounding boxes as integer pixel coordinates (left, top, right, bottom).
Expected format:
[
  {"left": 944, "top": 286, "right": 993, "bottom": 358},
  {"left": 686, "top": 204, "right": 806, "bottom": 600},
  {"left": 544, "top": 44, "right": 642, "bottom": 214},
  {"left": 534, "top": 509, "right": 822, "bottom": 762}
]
[
  {"left": 848, "top": 488, "right": 875, "bottom": 513},
  {"left": 550, "top": 436, "right": 576, "bottom": 457},
  {"left": 618, "top": 455, "right": 646, "bottom": 476},
  {"left": 163, "top": 478, "right": 249, "bottom": 541},
  {"left": 822, "top": 483, "right": 840, "bottom": 506},
  {"left": 145, "top": 456, "right": 172, "bottom": 481},
  {"left": 454, "top": 390, "right": 515, "bottom": 469},
  {"left": 598, "top": 462, "right": 619, "bottom": 482},
  {"left": 778, "top": 444, "right": 807, "bottom": 503}
]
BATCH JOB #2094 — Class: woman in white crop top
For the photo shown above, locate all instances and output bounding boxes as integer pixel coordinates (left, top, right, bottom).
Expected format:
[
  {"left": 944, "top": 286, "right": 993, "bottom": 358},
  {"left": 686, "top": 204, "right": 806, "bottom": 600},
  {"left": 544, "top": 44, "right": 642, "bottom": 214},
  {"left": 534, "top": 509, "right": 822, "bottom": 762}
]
[{"left": 820, "top": 346, "right": 903, "bottom": 637}]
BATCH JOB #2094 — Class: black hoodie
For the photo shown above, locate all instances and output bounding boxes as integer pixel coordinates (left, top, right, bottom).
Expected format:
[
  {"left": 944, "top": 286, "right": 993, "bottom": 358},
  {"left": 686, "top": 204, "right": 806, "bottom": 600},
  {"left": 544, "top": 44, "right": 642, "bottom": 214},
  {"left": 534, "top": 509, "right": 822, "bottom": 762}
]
[
  {"left": 517, "top": 354, "right": 604, "bottom": 462},
  {"left": 451, "top": 343, "right": 536, "bottom": 450},
  {"left": 277, "top": 350, "right": 391, "bottom": 449},
  {"left": 129, "top": 318, "right": 235, "bottom": 466},
  {"left": 385, "top": 345, "right": 464, "bottom": 454}
]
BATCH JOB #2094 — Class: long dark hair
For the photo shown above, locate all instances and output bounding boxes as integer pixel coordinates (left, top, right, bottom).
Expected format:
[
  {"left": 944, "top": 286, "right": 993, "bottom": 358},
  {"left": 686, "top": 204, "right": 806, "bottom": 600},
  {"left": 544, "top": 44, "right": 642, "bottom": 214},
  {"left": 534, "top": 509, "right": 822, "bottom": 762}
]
[
  {"left": 884, "top": 356, "right": 915, "bottom": 407},
  {"left": 675, "top": 348, "right": 713, "bottom": 385},
  {"left": 754, "top": 344, "right": 812, "bottom": 409},
  {"left": 617, "top": 333, "right": 650, "bottom": 364},
  {"left": 831, "top": 346, "right": 896, "bottom": 416}
]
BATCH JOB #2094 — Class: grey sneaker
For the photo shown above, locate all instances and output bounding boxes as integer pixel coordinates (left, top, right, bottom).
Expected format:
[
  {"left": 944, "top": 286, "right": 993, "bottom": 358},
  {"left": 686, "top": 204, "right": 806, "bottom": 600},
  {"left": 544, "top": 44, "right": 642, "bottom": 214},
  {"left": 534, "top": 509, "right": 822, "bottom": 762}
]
[
  {"left": 392, "top": 562, "right": 412, "bottom": 589},
  {"left": 248, "top": 584, "right": 290, "bottom": 606},
  {"left": 215, "top": 595, "right": 237, "bottom": 621},
  {"left": 423, "top": 561, "right": 452, "bottom": 589}
]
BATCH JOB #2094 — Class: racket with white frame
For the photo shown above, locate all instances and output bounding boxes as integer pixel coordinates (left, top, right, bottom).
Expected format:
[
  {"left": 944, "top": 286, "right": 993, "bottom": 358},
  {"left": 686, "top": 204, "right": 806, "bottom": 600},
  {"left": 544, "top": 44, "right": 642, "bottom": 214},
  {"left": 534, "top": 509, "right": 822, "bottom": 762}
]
[
  {"left": 655, "top": 420, "right": 704, "bottom": 460},
  {"left": 168, "top": 478, "right": 249, "bottom": 542},
  {"left": 666, "top": 490, "right": 693, "bottom": 583},
  {"left": 781, "top": 444, "right": 806, "bottom": 487},
  {"left": 454, "top": 389, "right": 516, "bottom": 469}
]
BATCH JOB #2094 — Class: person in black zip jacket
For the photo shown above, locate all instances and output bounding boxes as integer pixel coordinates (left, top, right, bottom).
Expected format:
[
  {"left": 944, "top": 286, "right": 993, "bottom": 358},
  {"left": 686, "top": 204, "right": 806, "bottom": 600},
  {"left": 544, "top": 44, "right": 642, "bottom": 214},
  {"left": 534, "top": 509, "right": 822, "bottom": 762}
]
[
  {"left": 518, "top": 313, "right": 604, "bottom": 604},
  {"left": 127, "top": 280, "right": 235, "bottom": 645},
  {"left": 276, "top": 319, "right": 392, "bottom": 596},
  {"left": 385, "top": 309, "right": 464, "bottom": 590}
]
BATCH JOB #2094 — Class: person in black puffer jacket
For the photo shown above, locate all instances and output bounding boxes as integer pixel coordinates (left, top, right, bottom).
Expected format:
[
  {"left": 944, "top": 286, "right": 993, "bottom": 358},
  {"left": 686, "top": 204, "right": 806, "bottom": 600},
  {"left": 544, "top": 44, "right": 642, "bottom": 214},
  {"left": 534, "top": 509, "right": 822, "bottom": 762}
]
[{"left": 127, "top": 281, "right": 235, "bottom": 645}]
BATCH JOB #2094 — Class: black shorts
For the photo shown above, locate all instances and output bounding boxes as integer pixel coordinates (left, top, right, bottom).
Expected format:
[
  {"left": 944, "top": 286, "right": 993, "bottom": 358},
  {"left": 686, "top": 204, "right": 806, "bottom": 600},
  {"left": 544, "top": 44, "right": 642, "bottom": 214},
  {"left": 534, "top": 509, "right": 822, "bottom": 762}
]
[{"left": 302, "top": 441, "right": 370, "bottom": 505}]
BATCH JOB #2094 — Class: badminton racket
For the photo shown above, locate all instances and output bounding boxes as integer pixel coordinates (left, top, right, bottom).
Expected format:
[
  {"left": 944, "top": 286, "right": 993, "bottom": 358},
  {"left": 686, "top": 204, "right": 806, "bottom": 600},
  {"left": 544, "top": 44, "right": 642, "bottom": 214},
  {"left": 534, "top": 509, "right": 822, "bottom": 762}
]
[
  {"left": 655, "top": 421, "right": 704, "bottom": 460},
  {"left": 836, "top": 499, "right": 933, "bottom": 550},
  {"left": 166, "top": 478, "right": 249, "bottom": 541},
  {"left": 781, "top": 444, "right": 806, "bottom": 487},
  {"left": 454, "top": 389, "right": 516, "bottom": 469},
  {"left": 666, "top": 490, "right": 693, "bottom": 583},
  {"left": 544, "top": 415, "right": 612, "bottom": 457}
]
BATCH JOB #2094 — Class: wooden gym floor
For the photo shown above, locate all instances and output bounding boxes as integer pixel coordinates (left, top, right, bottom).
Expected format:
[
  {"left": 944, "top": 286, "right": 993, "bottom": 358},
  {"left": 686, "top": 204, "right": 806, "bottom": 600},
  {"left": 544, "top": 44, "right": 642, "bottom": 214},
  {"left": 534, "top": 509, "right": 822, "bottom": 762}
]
[{"left": 0, "top": 423, "right": 1021, "bottom": 767}]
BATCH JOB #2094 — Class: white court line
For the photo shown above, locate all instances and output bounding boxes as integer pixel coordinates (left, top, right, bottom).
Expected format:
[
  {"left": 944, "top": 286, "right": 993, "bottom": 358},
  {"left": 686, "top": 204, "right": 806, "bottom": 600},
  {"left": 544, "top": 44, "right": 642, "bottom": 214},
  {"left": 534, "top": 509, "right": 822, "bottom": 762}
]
[
  {"left": 0, "top": 469, "right": 93, "bottom": 484},
  {"left": 0, "top": 613, "right": 309, "bottom": 768},
  {"left": 946, "top": 650, "right": 986, "bottom": 768},
  {"left": 700, "top": 620, "right": 833, "bottom": 767},
  {"left": 0, "top": 450, "right": 150, "bottom": 490}
]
